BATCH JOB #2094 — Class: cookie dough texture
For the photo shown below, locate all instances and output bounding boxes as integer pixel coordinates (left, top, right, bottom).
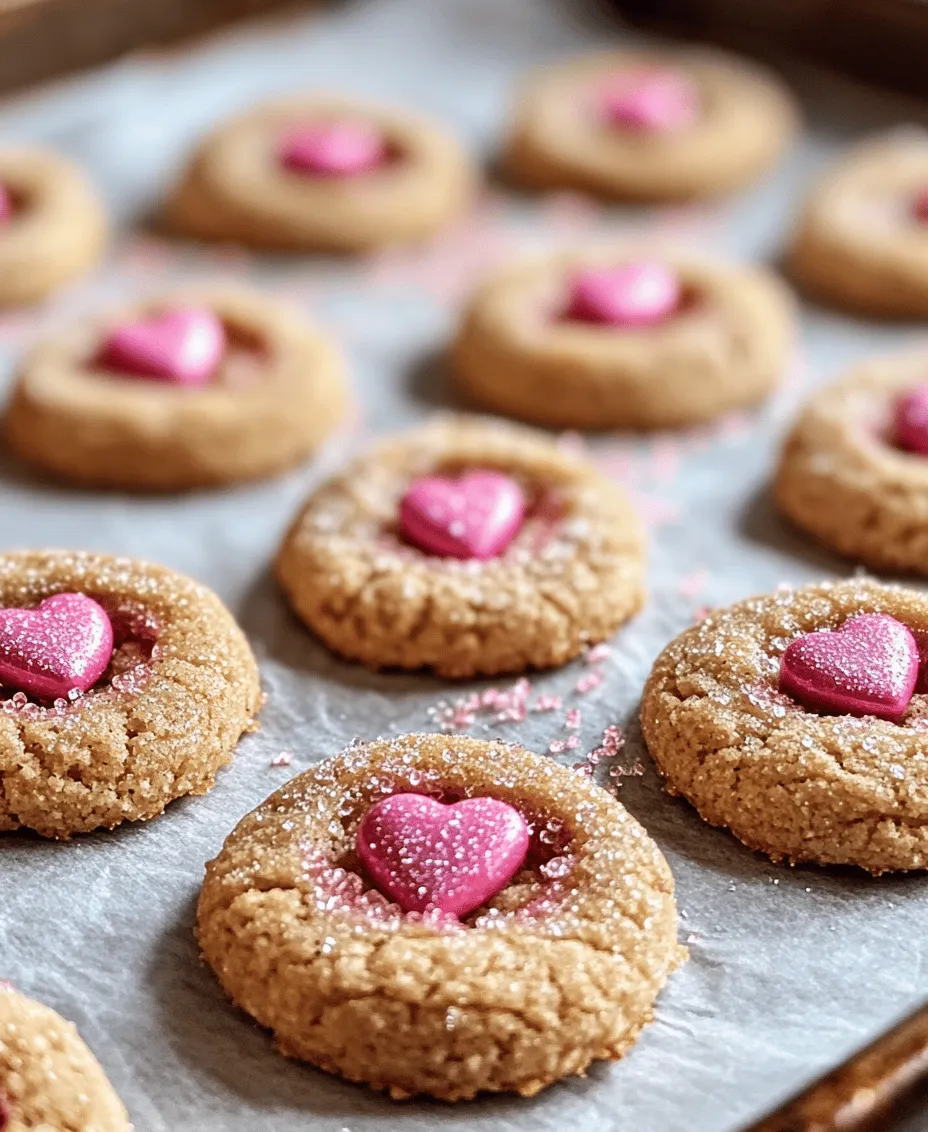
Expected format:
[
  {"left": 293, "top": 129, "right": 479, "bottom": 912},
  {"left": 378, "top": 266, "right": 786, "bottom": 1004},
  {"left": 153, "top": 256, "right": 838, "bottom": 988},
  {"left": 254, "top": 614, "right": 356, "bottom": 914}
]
[
  {"left": 197, "top": 733, "right": 682, "bottom": 1100},
  {"left": 503, "top": 49, "right": 798, "bottom": 201},
  {"left": 641, "top": 579, "right": 928, "bottom": 873},
  {"left": 3, "top": 287, "right": 347, "bottom": 491},
  {"left": 0, "top": 147, "right": 106, "bottom": 307},
  {"left": 452, "top": 251, "right": 794, "bottom": 430},
  {"left": 0, "top": 985, "right": 131, "bottom": 1131},
  {"left": 276, "top": 417, "right": 646, "bottom": 677},
  {"left": 165, "top": 95, "right": 476, "bottom": 252},
  {"left": 0, "top": 550, "right": 261, "bottom": 838},
  {"left": 789, "top": 135, "right": 928, "bottom": 318},
  {"left": 775, "top": 354, "right": 928, "bottom": 573}
]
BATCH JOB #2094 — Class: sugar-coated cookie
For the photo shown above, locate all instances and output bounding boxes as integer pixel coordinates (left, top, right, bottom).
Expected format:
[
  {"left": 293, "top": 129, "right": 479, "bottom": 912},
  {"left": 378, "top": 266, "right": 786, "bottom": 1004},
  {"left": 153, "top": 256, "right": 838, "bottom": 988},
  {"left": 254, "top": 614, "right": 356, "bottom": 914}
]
[
  {"left": 0, "top": 147, "right": 106, "bottom": 306},
  {"left": 0, "top": 550, "right": 261, "bottom": 838},
  {"left": 451, "top": 250, "right": 794, "bottom": 430},
  {"left": 503, "top": 49, "right": 797, "bottom": 201},
  {"left": 3, "top": 287, "right": 346, "bottom": 491},
  {"left": 0, "top": 984, "right": 131, "bottom": 1131},
  {"left": 164, "top": 95, "right": 476, "bottom": 252},
  {"left": 775, "top": 354, "right": 928, "bottom": 573},
  {"left": 641, "top": 578, "right": 928, "bottom": 873},
  {"left": 276, "top": 417, "right": 645, "bottom": 677},
  {"left": 197, "top": 733, "right": 682, "bottom": 1100},
  {"left": 789, "top": 134, "right": 928, "bottom": 318}
]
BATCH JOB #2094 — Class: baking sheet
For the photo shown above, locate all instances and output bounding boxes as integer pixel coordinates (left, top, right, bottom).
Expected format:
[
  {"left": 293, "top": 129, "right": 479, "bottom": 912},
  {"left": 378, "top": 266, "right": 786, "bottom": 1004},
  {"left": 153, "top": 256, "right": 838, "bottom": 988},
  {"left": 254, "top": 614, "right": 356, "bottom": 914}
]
[{"left": 2, "top": 1, "right": 928, "bottom": 1129}]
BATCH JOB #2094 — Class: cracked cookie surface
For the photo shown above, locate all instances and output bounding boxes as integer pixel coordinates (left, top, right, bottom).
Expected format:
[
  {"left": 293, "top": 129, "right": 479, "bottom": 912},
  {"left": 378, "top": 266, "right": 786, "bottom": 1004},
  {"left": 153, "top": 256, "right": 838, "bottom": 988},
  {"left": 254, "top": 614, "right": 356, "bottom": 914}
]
[
  {"left": 196, "top": 733, "right": 682, "bottom": 1101},
  {"left": 0, "top": 550, "right": 261, "bottom": 838},
  {"left": 451, "top": 250, "right": 794, "bottom": 430},
  {"left": 0, "top": 147, "right": 106, "bottom": 307},
  {"left": 641, "top": 579, "right": 928, "bottom": 873},
  {"left": 789, "top": 135, "right": 928, "bottom": 318},
  {"left": 164, "top": 95, "right": 476, "bottom": 252},
  {"left": 503, "top": 49, "right": 797, "bottom": 201},
  {"left": 775, "top": 353, "right": 928, "bottom": 573},
  {"left": 0, "top": 984, "right": 131, "bottom": 1131},
  {"left": 275, "top": 417, "right": 646, "bottom": 677},
  {"left": 3, "top": 287, "right": 346, "bottom": 491}
]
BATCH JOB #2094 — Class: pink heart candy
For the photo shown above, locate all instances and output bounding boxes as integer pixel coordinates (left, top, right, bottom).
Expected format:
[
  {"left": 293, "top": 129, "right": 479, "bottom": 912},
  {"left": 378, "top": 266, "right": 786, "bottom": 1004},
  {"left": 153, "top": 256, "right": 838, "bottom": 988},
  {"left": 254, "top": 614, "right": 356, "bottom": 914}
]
[
  {"left": 779, "top": 613, "right": 919, "bottom": 722},
  {"left": 98, "top": 307, "right": 226, "bottom": 386},
  {"left": 0, "top": 184, "right": 14, "bottom": 225},
  {"left": 0, "top": 593, "right": 114, "bottom": 701},
  {"left": 566, "top": 262, "right": 682, "bottom": 327},
  {"left": 600, "top": 68, "right": 698, "bottom": 133},
  {"left": 912, "top": 189, "right": 928, "bottom": 223},
  {"left": 399, "top": 470, "right": 526, "bottom": 560},
  {"left": 278, "top": 122, "right": 387, "bottom": 178},
  {"left": 356, "top": 793, "right": 530, "bottom": 917},
  {"left": 894, "top": 384, "right": 928, "bottom": 454}
]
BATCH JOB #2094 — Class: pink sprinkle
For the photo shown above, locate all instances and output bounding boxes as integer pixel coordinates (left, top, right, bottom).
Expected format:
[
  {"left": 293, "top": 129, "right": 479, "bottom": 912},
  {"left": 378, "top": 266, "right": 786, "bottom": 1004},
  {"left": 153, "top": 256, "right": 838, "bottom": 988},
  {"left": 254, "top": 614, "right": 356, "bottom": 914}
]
[
  {"left": 548, "top": 739, "right": 568, "bottom": 754},
  {"left": 533, "top": 694, "right": 563, "bottom": 713},
  {"left": 565, "top": 735, "right": 580, "bottom": 750},
  {"left": 576, "top": 669, "right": 605, "bottom": 695},
  {"left": 565, "top": 708, "right": 581, "bottom": 730},
  {"left": 692, "top": 605, "right": 712, "bottom": 623},
  {"left": 271, "top": 751, "right": 293, "bottom": 767},
  {"left": 571, "top": 762, "right": 594, "bottom": 776},
  {"left": 585, "top": 642, "right": 611, "bottom": 665},
  {"left": 686, "top": 932, "right": 701, "bottom": 944},
  {"left": 678, "top": 569, "right": 709, "bottom": 600}
]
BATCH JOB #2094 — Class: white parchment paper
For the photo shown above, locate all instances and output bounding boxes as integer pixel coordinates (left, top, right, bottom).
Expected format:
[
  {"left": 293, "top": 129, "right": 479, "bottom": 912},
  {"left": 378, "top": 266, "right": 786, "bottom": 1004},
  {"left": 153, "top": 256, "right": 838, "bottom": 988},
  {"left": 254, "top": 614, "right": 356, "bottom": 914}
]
[{"left": 2, "top": 2, "right": 928, "bottom": 1129}]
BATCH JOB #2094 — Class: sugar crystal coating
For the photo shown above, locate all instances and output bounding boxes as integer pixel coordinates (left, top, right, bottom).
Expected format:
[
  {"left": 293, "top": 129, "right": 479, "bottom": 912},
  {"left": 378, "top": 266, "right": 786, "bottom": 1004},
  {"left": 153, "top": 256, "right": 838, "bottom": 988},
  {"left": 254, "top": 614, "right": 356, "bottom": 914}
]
[
  {"left": 642, "top": 578, "right": 928, "bottom": 872},
  {"left": 197, "top": 733, "right": 682, "bottom": 1100}
]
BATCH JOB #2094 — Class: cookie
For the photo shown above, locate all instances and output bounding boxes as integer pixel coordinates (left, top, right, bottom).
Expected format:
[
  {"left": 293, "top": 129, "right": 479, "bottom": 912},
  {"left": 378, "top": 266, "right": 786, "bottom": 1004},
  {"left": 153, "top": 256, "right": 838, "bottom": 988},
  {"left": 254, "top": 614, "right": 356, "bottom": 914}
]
[
  {"left": 275, "top": 416, "right": 645, "bottom": 677},
  {"left": 0, "top": 147, "right": 106, "bottom": 307},
  {"left": 641, "top": 578, "right": 928, "bottom": 873},
  {"left": 789, "top": 134, "right": 928, "bottom": 318},
  {"left": 0, "top": 984, "right": 131, "bottom": 1131},
  {"left": 0, "top": 549, "right": 261, "bottom": 838},
  {"left": 451, "top": 250, "right": 794, "bottom": 430},
  {"left": 196, "top": 733, "right": 682, "bottom": 1101},
  {"left": 164, "top": 95, "right": 476, "bottom": 252},
  {"left": 3, "top": 287, "right": 347, "bottom": 491},
  {"left": 774, "top": 353, "right": 928, "bottom": 573},
  {"left": 503, "top": 49, "right": 798, "bottom": 201}
]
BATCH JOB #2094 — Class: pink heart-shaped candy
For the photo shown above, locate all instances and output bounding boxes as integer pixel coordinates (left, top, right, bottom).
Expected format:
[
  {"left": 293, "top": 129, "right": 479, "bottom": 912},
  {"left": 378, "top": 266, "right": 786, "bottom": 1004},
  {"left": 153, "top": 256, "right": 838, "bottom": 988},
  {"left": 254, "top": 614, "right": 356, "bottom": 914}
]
[
  {"left": 601, "top": 68, "right": 698, "bottom": 132},
  {"left": 356, "top": 793, "right": 530, "bottom": 917},
  {"left": 399, "top": 470, "right": 526, "bottom": 560},
  {"left": 0, "top": 593, "right": 114, "bottom": 701},
  {"left": 278, "top": 122, "right": 387, "bottom": 177},
  {"left": 894, "top": 384, "right": 928, "bottom": 455},
  {"left": 566, "top": 262, "right": 682, "bottom": 327},
  {"left": 779, "top": 613, "right": 918, "bottom": 722},
  {"left": 912, "top": 189, "right": 928, "bottom": 223},
  {"left": 98, "top": 307, "right": 226, "bottom": 386},
  {"left": 0, "top": 184, "right": 14, "bottom": 225}
]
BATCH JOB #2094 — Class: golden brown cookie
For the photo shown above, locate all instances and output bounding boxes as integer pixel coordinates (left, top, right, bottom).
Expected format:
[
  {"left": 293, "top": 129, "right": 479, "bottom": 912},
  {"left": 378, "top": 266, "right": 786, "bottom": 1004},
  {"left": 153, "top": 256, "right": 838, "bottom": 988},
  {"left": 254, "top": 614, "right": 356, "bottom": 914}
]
[
  {"left": 197, "top": 733, "right": 682, "bottom": 1101},
  {"left": 275, "top": 417, "right": 645, "bottom": 677},
  {"left": 641, "top": 578, "right": 928, "bottom": 874},
  {"left": 789, "top": 134, "right": 928, "bottom": 318},
  {"left": 3, "top": 287, "right": 347, "bottom": 491},
  {"left": 503, "top": 49, "right": 798, "bottom": 201},
  {"left": 774, "top": 353, "right": 928, "bottom": 573},
  {"left": 451, "top": 250, "right": 795, "bottom": 430},
  {"left": 0, "top": 147, "right": 106, "bottom": 307},
  {"left": 0, "top": 549, "right": 261, "bottom": 838},
  {"left": 0, "top": 984, "right": 131, "bottom": 1131},
  {"left": 164, "top": 95, "right": 476, "bottom": 252}
]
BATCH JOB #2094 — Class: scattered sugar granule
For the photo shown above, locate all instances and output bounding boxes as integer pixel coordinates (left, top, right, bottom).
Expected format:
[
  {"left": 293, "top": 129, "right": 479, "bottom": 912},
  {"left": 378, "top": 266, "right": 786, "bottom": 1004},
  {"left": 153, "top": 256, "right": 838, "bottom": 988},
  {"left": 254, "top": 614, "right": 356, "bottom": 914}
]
[
  {"left": 271, "top": 751, "right": 293, "bottom": 768},
  {"left": 565, "top": 708, "right": 581, "bottom": 730},
  {"left": 585, "top": 642, "right": 611, "bottom": 665},
  {"left": 576, "top": 668, "right": 604, "bottom": 695}
]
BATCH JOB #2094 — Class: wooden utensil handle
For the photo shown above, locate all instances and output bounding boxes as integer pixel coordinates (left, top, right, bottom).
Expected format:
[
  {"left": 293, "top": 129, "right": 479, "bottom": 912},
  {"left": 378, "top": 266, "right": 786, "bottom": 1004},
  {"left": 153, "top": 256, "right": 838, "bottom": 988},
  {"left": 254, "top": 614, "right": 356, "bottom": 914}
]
[{"left": 743, "top": 1005, "right": 928, "bottom": 1132}]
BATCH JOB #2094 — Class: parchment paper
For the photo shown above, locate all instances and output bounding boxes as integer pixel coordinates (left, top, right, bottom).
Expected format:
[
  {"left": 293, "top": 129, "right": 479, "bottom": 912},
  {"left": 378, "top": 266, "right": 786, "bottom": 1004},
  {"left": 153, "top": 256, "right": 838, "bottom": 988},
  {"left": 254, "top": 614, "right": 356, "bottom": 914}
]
[{"left": 2, "top": 2, "right": 928, "bottom": 1129}]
